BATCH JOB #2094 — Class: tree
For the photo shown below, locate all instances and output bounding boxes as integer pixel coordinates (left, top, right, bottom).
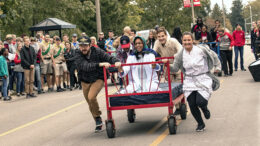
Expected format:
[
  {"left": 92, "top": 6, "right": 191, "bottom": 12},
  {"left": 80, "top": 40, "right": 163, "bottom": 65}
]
[
  {"left": 230, "top": 0, "right": 245, "bottom": 30},
  {"left": 211, "top": 4, "right": 223, "bottom": 22}
]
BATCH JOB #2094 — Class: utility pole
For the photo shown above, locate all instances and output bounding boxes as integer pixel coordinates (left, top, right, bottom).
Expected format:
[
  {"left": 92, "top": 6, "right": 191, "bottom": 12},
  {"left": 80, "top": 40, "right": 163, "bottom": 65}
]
[
  {"left": 191, "top": 0, "right": 195, "bottom": 25},
  {"left": 250, "top": 5, "right": 253, "bottom": 29},
  {"left": 95, "top": 0, "right": 102, "bottom": 35},
  {"left": 222, "top": 0, "right": 226, "bottom": 29}
]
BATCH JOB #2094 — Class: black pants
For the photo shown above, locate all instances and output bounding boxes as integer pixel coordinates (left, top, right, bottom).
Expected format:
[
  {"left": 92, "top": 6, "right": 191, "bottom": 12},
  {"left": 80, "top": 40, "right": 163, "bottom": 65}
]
[
  {"left": 68, "top": 65, "right": 77, "bottom": 87},
  {"left": 187, "top": 91, "right": 208, "bottom": 125},
  {"left": 220, "top": 50, "right": 233, "bottom": 75}
]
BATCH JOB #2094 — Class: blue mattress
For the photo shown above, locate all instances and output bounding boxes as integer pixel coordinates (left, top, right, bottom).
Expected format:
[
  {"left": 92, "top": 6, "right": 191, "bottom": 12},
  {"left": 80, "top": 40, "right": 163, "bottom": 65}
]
[{"left": 109, "top": 83, "right": 183, "bottom": 107}]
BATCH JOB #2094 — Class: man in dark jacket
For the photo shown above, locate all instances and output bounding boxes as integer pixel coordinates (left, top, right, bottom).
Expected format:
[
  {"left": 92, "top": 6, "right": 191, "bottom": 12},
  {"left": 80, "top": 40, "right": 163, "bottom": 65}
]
[
  {"left": 20, "top": 37, "right": 37, "bottom": 98},
  {"left": 191, "top": 17, "right": 204, "bottom": 41},
  {"left": 75, "top": 36, "right": 121, "bottom": 132},
  {"left": 97, "top": 32, "right": 106, "bottom": 51}
]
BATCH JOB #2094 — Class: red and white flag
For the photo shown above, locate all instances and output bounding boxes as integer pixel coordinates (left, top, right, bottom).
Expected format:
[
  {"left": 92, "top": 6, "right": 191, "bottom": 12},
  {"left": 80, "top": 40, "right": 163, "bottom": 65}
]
[
  {"left": 193, "top": 0, "right": 201, "bottom": 7},
  {"left": 183, "top": 0, "right": 191, "bottom": 8}
]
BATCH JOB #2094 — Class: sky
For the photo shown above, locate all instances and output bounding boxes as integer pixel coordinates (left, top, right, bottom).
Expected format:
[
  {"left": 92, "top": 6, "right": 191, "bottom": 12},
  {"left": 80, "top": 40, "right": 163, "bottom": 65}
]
[{"left": 210, "top": 0, "right": 250, "bottom": 12}]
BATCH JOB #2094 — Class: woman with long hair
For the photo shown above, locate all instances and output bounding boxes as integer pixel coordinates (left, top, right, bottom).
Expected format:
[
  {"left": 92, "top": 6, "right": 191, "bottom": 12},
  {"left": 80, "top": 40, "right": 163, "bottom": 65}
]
[
  {"left": 147, "top": 29, "right": 157, "bottom": 50},
  {"left": 171, "top": 27, "right": 182, "bottom": 44},
  {"left": 14, "top": 43, "right": 25, "bottom": 96}
]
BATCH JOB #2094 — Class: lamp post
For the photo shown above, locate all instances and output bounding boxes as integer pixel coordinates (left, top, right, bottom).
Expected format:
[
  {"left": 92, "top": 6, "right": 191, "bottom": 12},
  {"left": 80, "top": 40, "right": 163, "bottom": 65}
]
[{"left": 95, "top": 0, "right": 102, "bottom": 35}]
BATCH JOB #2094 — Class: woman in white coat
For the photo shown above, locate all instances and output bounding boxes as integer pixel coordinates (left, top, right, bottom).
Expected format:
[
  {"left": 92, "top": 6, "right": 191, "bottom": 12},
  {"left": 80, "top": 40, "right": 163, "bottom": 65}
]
[{"left": 118, "top": 36, "right": 160, "bottom": 94}]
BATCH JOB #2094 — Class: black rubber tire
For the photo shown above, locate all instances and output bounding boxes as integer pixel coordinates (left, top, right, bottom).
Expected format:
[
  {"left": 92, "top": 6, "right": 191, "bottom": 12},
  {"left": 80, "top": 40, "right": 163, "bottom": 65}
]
[
  {"left": 106, "top": 121, "right": 116, "bottom": 138},
  {"left": 168, "top": 116, "right": 177, "bottom": 135},
  {"left": 127, "top": 109, "right": 136, "bottom": 123},
  {"left": 180, "top": 104, "right": 187, "bottom": 120}
]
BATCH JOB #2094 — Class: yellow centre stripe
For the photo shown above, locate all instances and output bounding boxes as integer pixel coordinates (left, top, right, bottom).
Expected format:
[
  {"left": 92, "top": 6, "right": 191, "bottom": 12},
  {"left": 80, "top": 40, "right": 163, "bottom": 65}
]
[{"left": 0, "top": 88, "right": 117, "bottom": 137}]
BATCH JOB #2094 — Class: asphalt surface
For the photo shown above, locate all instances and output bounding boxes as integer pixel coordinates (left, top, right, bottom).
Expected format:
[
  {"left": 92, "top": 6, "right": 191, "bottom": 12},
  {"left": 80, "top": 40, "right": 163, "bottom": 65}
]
[{"left": 0, "top": 46, "right": 259, "bottom": 146}]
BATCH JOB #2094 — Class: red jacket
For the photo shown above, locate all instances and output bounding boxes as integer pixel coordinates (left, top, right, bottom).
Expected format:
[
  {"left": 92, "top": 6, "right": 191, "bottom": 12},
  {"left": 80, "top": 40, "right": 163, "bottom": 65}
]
[
  {"left": 14, "top": 53, "right": 21, "bottom": 64},
  {"left": 232, "top": 30, "right": 245, "bottom": 46}
]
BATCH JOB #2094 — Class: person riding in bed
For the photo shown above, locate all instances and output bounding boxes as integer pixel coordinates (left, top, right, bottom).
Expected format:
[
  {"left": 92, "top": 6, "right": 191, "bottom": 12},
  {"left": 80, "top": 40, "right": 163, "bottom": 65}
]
[{"left": 117, "top": 36, "right": 160, "bottom": 94}]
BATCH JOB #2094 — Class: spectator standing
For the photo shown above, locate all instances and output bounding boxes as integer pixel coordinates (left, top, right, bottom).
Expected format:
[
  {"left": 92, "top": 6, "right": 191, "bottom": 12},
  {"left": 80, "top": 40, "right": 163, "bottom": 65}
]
[
  {"left": 13, "top": 43, "right": 25, "bottom": 96},
  {"left": 20, "top": 37, "right": 37, "bottom": 98},
  {"left": 71, "top": 34, "right": 79, "bottom": 50},
  {"left": 90, "top": 36, "right": 99, "bottom": 48},
  {"left": 40, "top": 35, "right": 54, "bottom": 92},
  {"left": 199, "top": 25, "right": 212, "bottom": 43},
  {"left": 105, "top": 31, "right": 116, "bottom": 56},
  {"left": 4, "top": 35, "right": 16, "bottom": 93},
  {"left": 31, "top": 37, "right": 43, "bottom": 94},
  {"left": 232, "top": 24, "right": 246, "bottom": 71},
  {"left": 216, "top": 28, "right": 234, "bottom": 76},
  {"left": 75, "top": 36, "right": 121, "bottom": 132},
  {"left": 130, "top": 29, "right": 137, "bottom": 38},
  {"left": 64, "top": 42, "right": 76, "bottom": 90},
  {"left": 97, "top": 32, "right": 106, "bottom": 51},
  {"left": 147, "top": 29, "right": 157, "bottom": 49},
  {"left": 254, "top": 20, "right": 260, "bottom": 58},
  {"left": 251, "top": 21, "right": 258, "bottom": 60},
  {"left": 191, "top": 17, "right": 204, "bottom": 41},
  {"left": 0, "top": 47, "right": 11, "bottom": 101},
  {"left": 171, "top": 27, "right": 182, "bottom": 44},
  {"left": 51, "top": 37, "right": 67, "bottom": 92}
]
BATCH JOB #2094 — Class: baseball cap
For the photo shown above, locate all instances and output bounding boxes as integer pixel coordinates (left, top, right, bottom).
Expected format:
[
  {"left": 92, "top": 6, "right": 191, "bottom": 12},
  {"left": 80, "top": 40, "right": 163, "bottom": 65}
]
[
  {"left": 99, "top": 32, "right": 104, "bottom": 35},
  {"left": 120, "top": 35, "right": 130, "bottom": 49},
  {"left": 78, "top": 36, "right": 91, "bottom": 45},
  {"left": 72, "top": 33, "right": 77, "bottom": 37}
]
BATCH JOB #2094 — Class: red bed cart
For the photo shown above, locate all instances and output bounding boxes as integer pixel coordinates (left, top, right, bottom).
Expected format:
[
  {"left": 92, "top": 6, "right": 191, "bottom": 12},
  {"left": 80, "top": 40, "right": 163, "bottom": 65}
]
[{"left": 103, "top": 57, "right": 186, "bottom": 138}]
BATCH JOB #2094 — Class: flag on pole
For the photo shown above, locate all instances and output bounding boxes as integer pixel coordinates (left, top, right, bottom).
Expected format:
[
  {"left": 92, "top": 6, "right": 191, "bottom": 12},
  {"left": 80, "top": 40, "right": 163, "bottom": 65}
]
[
  {"left": 193, "top": 0, "right": 201, "bottom": 7},
  {"left": 183, "top": 0, "right": 191, "bottom": 8}
]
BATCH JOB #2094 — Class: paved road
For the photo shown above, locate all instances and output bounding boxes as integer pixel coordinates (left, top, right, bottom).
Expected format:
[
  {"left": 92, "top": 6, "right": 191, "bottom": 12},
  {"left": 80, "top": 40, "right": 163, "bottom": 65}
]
[{"left": 0, "top": 46, "right": 259, "bottom": 146}]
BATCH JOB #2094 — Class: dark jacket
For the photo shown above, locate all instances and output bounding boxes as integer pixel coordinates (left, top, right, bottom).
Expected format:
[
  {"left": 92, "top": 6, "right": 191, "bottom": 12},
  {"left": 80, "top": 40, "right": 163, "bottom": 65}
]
[
  {"left": 191, "top": 24, "right": 203, "bottom": 40},
  {"left": 198, "top": 31, "right": 213, "bottom": 43},
  {"left": 147, "top": 38, "right": 156, "bottom": 49},
  {"left": 97, "top": 38, "right": 106, "bottom": 51},
  {"left": 251, "top": 29, "right": 257, "bottom": 48},
  {"left": 75, "top": 47, "right": 120, "bottom": 83},
  {"left": 20, "top": 45, "right": 36, "bottom": 69},
  {"left": 210, "top": 27, "right": 218, "bottom": 41},
  {"left": 64, "top": 49, "right": 76, "bottom": 67}
]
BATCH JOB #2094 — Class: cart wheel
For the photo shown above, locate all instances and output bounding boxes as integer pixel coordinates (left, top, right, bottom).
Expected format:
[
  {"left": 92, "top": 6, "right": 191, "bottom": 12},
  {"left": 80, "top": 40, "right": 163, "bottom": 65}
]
[
  {"left": 168, "top": 116, "right": 177, "bottom": 135},
  {"left": 127, "top": 109, "right": 136, "bottom": 123},
  {"left": 180, "top": 104, "right": 187, "bottom": 120},
  {"left": 106, "top": 121, "right": 116, "bottom": 138},
  {"left": 218, "top": 71, "right": 222, "bottom": 77}
]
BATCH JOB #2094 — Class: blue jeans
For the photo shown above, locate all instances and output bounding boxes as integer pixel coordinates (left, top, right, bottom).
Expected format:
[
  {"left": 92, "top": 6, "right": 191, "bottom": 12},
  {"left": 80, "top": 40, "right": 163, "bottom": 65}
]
[
  {"left": 35, "top": 64, "right": 41, "bottom": 91},
  {"left": 234, "top": 46, "right": 245, "bottom": 70},
  {"left": 2, "top": 77, "right": 9, "bottom": 98},
  {"left": 15, "top": 72, "right": 24, "bottom": 93}
]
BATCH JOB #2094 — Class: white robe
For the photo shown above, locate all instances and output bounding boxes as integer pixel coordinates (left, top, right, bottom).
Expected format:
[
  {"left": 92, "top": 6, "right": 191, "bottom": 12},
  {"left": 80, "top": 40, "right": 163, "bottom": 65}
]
[
  {"left": 119, "top": 53, "right": 160, "bottom": 94},
  {"left": 183, "top": 46, "right": 213, "bottom": 100}
]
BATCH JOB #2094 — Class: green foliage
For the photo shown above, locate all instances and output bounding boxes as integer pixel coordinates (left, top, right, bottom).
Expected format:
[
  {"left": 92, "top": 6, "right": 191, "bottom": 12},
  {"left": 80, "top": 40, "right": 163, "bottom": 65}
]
[{"left": 230, "top": 0, "right": 245, "bottom": 30}]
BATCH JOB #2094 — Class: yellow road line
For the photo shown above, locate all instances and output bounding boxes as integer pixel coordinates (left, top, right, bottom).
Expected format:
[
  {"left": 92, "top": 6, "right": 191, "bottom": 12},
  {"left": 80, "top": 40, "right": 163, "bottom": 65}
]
[{"left": 0, "top": 88, "right": 116, "bottom": 137}]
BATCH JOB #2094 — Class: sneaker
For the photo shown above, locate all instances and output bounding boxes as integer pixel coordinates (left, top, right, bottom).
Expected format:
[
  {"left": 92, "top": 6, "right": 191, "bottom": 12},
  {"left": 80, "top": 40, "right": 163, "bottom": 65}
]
[
  {"left": 30, "top": 93, "right": 37, "bottom": 98},
  {"left": 235, "top": 69, "right": 237, "bottom": 71},
  {"left": 196, "top": 123, "right": 205, "bottom": 132},
  {"left": 38, "top": 90, "right": 45, "bottom": 94},
  {"left": 57, "top": 87, "right": 63, "bottom": 92},
  {"left": 224, "top": 74, "right": 229, "bottom": 77},
  {"left": 95, "top": 117, "right": 103, "bottom": 133},
  {"left": 79, "top": 86, "right": 82, "bottom": 90},
  {"left": 17, "top": 93, "right": 20, "bottom": 97},
  {"left": 20, "top": 92, "right": 25, "bottom": 96},
  {"left": 95, "top": 125, "right": 102, "bottom": 133},
  {"left": 67, "top": 85, "right": 70, "bottom": 89},
  {"left": 202, "top": 107, "right": 210, "bottom": 119},
  {"left": 63, "top": 82, "right": 66, "bottom": 89},
  {"left": 48, "top": 88, "right": 53, "bottom": 92},
  {"left": 3, "top": 97, "right": 11, "bottom": 101},
  {"left": 241, "top": 69, "right": 246, "bottom": 71}
]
